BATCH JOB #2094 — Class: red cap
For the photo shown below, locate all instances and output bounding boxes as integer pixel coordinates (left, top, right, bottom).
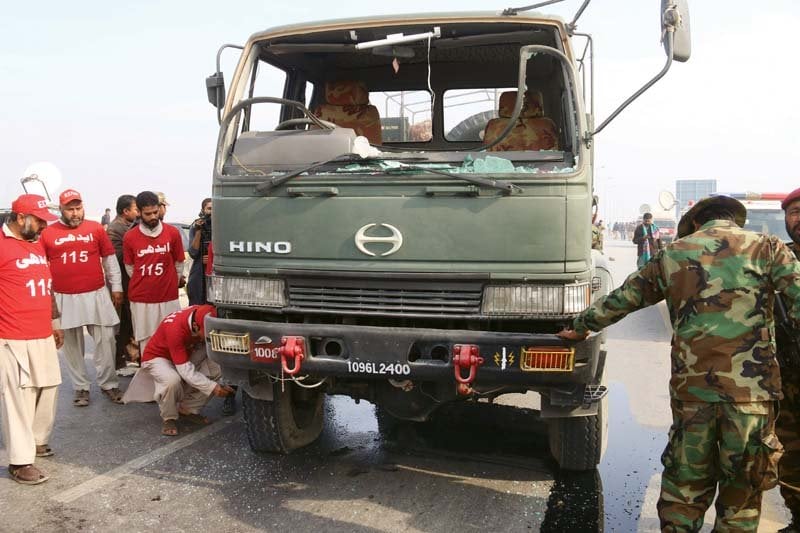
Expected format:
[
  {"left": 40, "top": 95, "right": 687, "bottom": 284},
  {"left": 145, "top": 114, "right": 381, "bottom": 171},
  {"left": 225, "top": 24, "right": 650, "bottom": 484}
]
[
  {"left": 11, "top": 194, "right": 58, "bottom": 222},
  {"left": 59, "top": 189, "right": 82, "bottom": 205},
  {"left": 193, "top": 305, "right": 217, "bottom": 336},
  {"left": 782, "top": 187, "right": 800, "bottom": 210}
]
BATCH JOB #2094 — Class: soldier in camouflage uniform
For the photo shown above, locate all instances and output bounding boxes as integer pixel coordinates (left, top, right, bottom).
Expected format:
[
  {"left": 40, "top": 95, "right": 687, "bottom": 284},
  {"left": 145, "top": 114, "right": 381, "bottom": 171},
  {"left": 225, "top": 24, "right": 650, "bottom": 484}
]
[
  {"left": 777, "top": 187, "right": 800, "bottom": 532},
  {"left": 559, "top": 195, "right": 800, "bottom": 532}
]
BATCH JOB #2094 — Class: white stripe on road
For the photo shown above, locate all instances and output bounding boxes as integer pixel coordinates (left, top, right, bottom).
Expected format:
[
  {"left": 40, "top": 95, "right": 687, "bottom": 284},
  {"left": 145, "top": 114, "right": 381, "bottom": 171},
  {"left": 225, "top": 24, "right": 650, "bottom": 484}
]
[
  {"left": 657, "top": 301, "right": 672, "bottom": 333},
  {"left": 51, "top": 417, "right": 235, "bottom": 504}
]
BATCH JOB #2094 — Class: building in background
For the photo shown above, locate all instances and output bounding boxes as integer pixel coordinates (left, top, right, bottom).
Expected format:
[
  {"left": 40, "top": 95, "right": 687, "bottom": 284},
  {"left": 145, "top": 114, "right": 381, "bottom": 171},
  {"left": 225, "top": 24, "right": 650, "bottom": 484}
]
[{"left": 675, "top": 179, "right": 717, "bottom": 219}]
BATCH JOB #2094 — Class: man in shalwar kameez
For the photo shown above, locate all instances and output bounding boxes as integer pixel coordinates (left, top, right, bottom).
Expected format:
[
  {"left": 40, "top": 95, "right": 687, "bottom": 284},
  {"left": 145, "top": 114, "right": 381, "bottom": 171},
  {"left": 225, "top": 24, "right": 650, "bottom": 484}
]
[
  {"left": 40, "top": 189, "right": 124, "bottom": 406},
  {"left": 122, "top": 304, "right": 233, "bottom": 436},
  {"left": 0, "top": 194, "right": 63, "bottom": 485}
]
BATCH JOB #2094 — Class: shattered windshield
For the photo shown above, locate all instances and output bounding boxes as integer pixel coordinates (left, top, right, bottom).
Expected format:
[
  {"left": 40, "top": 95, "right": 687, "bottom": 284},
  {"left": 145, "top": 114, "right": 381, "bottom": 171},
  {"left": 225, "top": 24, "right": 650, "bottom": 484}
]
[{"left": 219, "top": 19, "right": 582, "bottom": 180}]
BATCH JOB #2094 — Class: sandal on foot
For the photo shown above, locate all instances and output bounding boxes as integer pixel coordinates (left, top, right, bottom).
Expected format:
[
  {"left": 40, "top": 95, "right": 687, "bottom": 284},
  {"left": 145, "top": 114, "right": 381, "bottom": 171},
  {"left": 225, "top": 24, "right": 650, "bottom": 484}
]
[
  {"left": 180, "top": 413, "right": 210, "bottom": 425},
  {"left": 8, "top": 464, "right": 49, "bottom": 485},
  {"left": 35, "top": 445, "right": 54, "bottom": 457},
  {"left": 73, "top": 390, "right": 90, "bottom": 407},
  {"left": 162, "top": 419, "right": 178, "bottom": 436},
  {"left": 102, "top": 387, "right": 124, "bottom": 404}
]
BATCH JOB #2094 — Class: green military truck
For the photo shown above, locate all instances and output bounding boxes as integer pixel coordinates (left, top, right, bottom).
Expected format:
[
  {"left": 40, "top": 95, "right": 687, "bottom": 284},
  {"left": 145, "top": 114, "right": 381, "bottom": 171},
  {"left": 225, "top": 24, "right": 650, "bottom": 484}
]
[{"left": 203, "top": 0, "right": 690, "bottom": 470}]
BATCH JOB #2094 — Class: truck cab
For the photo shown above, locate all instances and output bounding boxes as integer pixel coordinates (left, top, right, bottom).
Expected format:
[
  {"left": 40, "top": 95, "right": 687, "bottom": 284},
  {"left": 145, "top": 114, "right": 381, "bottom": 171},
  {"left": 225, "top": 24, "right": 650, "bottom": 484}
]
[{"left": 203, "top": 3, "right": 689, "bottom": 470}]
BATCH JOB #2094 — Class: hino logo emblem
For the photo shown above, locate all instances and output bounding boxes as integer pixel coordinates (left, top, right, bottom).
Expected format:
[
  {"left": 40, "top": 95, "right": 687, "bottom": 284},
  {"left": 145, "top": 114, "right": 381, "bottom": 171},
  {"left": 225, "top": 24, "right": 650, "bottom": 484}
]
[{"left": 355, "top": 223, "right": 403, "bottom": 257}]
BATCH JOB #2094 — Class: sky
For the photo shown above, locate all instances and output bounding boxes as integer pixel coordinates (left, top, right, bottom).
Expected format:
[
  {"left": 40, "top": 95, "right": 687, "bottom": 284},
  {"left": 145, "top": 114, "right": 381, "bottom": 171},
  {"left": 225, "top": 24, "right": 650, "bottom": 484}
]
[{"left": 1, "top": 0, "right": 798, "bottom": 223}]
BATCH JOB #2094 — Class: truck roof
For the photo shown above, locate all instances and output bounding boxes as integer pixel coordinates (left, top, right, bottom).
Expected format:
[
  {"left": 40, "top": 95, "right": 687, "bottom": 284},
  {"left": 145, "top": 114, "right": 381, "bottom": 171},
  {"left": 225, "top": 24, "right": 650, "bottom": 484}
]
[{"left": 248, "top": 11, "right": 567, "bottom": 43}]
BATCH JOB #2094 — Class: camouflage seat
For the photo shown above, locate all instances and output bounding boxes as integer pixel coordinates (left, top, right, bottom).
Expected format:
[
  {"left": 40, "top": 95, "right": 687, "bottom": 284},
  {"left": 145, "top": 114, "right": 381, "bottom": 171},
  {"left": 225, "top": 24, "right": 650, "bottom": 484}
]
[
  {"left": 482, "top": 91, "right": 559, "bottom": 151},
  {"left": 314, "top": 80, "right": 382, "bottom": 145}
]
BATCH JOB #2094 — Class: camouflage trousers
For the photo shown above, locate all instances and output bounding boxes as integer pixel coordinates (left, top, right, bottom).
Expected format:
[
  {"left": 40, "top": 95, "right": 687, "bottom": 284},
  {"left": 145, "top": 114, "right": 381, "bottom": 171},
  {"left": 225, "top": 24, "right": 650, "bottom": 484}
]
[
  {"left": 778, "top": 366, "right": 800, "bottom": 517},
  {"left": 657, "top": 400, "right": 783, "bottom": 533}
]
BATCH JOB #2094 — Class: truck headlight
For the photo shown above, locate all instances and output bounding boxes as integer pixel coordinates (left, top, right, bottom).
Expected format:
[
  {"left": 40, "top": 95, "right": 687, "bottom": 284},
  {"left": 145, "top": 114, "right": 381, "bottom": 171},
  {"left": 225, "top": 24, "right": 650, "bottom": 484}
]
[
  {"left": 208, "top": 276, "right": 286, "bottom": 307},
  {"left": 481, "top": 283, "right": 590, "bottom": 317}
]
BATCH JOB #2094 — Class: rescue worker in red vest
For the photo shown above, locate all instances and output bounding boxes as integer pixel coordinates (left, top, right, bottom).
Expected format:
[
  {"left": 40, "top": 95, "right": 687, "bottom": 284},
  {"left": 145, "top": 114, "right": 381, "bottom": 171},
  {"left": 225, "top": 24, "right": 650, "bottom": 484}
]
[
  {"left": 122, "top": 304, "right": 233, "bottom": 436},
  {"left": 122, "top": 191, "right": 185, "bottom": 353},
  {"left": 0, "top": 194, "right": 63, "bottom": 484},
  {"left": 40, "top": 189, "right": 124, "bottom": 406}
]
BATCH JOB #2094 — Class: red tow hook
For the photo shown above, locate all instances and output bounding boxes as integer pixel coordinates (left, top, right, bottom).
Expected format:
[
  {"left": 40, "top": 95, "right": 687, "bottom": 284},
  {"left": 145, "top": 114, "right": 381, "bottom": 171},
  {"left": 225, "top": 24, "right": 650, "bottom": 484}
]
[
  {"left": 453, "top": 344, "right": 483, "bottom": 395},
  {"left": 278, "top": 336, "right": 305, "bottom": 376}
]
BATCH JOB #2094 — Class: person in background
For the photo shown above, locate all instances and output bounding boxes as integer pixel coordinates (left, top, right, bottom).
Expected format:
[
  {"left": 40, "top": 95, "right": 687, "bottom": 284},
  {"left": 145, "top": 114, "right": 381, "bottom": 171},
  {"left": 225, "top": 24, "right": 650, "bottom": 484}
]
[
  {"left": 156, "top": 192, "right": 168, "bottom": 222},
  {"left": 122, "top": 191, "right": 184, "bottom": 353},
  {"left": 776, "top": 187, "right": 800, "bottom": 533},
  {"left": 632, "top": 212, "right": 662, "bottom": 268},
  {"left": 107, "top": 194, "right": 139, "bottom": 375},
  {"left": 0, "top": 194, "right": 63, "bottom": 485},
  {"left": 122, "top": 304, "right": 233, "bottom": 436},
  {"left": 559, "top": 196, "right": 800, "bottom": 532},
  {"left": 156, "top": 191, "right": 186, "bottom": 289},
  {"left": 187, "top": 198, "right": 212, "bottom": 306},
  {"left": 100, "top": 208, "right": 111, "bottom": 229},
  {"left": 40, "top": 190, "right": 124, "bottom": 406}
]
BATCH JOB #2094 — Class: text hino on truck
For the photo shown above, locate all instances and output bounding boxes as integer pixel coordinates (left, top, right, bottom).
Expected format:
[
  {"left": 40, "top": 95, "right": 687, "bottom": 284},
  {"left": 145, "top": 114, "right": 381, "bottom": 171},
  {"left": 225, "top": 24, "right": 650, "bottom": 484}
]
[{"left": 202, "top": 0, "right": 691, "bottom": 470}]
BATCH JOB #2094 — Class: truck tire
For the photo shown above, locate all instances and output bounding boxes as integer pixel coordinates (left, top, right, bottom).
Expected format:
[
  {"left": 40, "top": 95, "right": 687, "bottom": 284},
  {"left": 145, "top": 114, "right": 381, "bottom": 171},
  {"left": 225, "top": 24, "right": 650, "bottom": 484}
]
[
  {"left": 547, "top": 395, "right": 607, "bottom": 471},
  {"left": 242, "top": 382, "right": 324, "bottom": 454},
  {"left": 445, "top": 110, "right": 497, "bottom": 141}
]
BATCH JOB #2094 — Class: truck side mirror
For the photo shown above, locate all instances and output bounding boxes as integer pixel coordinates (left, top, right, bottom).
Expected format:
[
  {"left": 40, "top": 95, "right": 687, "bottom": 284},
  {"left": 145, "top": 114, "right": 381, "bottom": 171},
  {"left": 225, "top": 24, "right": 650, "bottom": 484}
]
[
  {"left": 662, "top": 0, "right": 691, "bottom": 62},
  {"left": 206, "top": 72, "right": 226, "bottom": 109}
]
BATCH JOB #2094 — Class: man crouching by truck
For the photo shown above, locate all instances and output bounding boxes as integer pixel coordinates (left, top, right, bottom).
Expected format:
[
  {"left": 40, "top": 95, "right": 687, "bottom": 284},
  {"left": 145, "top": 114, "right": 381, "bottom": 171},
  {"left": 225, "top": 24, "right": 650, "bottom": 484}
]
[{"left": 122, "top": 304, "right": 233, "bottom": 436}]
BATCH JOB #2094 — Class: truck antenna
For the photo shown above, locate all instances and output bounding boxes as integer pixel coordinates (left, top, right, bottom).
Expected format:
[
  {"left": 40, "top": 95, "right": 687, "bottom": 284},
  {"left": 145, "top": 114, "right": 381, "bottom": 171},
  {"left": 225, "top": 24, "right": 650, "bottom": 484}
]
[
  {"left": 566, "top": 0, "right": 593, "bottom": 34},
  {"left": 502, "top": 0, "right": 566, "bottom": 17}
]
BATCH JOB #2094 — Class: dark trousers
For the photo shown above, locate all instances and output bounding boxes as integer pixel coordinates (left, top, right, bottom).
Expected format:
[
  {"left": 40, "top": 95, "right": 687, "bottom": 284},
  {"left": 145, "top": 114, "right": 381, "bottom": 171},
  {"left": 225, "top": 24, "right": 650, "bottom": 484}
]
[
  {"left": 778, "top": 366, "right": 800, "bottom": 517},
  {"left": 115, "top": 299, "right": 133, "bottom": 369}
]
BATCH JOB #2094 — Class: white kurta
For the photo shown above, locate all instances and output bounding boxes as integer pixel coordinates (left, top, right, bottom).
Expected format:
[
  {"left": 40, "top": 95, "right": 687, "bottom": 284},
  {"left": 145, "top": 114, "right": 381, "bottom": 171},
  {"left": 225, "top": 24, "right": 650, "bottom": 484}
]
[
  {"left": 129, "top": 299, "right": 181, "bottom": 342},
  {"left": 0, "top": 337, "right": 61, "bottom": 464},
  {"left": 122, "top": 345, "right": 220, "bottom": 420},
  {"left": 55, "top": 287, "right": 121, "bottom": 330}
]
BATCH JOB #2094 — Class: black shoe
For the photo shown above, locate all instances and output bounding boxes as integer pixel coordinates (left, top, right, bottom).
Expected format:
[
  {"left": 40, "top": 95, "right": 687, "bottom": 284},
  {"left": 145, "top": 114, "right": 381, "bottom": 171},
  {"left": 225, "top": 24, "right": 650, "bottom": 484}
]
[
  {"left": 222, "top": 394, "right": 237, "bottom": 416},
  {"left": 780, "top": 522, "right": 800, "bottom": 533}
]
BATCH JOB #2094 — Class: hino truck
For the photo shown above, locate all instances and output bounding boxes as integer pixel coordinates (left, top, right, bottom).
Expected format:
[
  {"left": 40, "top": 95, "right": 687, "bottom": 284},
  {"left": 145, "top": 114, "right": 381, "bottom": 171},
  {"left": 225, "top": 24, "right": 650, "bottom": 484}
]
[{"left": 203, "top": 0, "right": 691, "bottom": 470}]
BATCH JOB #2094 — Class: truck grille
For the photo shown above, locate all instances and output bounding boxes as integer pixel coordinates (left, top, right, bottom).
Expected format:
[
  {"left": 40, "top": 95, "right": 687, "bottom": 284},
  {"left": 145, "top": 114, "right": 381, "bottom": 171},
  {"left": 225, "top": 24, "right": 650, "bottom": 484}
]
[{"left": 287, "top": 278, "right": 483, "bottom": 316}]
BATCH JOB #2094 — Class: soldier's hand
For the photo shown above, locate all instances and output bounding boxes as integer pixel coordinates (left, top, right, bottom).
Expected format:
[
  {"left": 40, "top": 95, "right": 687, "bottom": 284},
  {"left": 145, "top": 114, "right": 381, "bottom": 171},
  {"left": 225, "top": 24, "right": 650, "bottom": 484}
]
[
  {"left": 557, "top": 328, "right": 589, "bottom": 341},
  {"left": 53, "top": 329, "right": 65, "bottom": 349},
  {"left": 111, "top": 291, "right": 124, "bottom": 308},
  {"left": 213, "top": 384, "right": 235, "bottom": 398}
]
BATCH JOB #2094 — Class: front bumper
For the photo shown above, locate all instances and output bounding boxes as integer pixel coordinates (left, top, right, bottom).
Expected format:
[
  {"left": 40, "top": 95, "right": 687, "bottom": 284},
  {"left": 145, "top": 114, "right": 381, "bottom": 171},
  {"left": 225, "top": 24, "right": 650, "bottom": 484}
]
[{"left": 205, "top": 317, "right": 602, "bottom": 386}]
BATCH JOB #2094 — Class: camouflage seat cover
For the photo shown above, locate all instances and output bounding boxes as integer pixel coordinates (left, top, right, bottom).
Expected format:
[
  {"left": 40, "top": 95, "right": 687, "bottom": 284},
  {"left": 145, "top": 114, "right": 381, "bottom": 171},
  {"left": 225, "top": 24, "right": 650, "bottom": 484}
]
[
  {"left": 314, "top": 80, "right": 382, "bottom": 145},
  {"left": 482, "top": 91, "right": 559, "bottom": 151}
]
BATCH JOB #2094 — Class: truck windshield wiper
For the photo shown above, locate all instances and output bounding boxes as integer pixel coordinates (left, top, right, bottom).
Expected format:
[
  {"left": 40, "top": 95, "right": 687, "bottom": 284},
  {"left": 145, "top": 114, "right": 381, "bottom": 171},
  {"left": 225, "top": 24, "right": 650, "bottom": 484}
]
[
  {"left": 254, "top": 156, "right": 519, "bottom": 195},
  {"left": 383, "top": 163, "right": 522, "bottom": 194},
  {"left": 253, "top": 154, "right": 431, "bottom": 195},
  {"left": 254, "top": 153, "right": 356, "bottom": 195}
]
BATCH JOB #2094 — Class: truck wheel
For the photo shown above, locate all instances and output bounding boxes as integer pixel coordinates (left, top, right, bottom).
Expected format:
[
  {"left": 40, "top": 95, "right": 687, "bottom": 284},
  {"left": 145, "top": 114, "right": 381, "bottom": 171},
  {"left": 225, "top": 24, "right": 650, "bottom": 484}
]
[
  {"left": 547, "top": 395, "right": 607, "bottom": 471},
  {"left": 242, "top": 382, "right": 324, "bottom": 453}
]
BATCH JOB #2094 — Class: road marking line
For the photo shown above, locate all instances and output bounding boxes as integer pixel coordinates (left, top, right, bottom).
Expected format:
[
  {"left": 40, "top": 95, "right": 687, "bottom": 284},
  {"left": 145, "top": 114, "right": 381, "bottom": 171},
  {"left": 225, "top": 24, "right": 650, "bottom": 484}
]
[
  {"left": 657, "top": 301, "right": 672, "bottom": 332},
  {"left": 51, "top": 417, "right": 235, "bottom": 504}
]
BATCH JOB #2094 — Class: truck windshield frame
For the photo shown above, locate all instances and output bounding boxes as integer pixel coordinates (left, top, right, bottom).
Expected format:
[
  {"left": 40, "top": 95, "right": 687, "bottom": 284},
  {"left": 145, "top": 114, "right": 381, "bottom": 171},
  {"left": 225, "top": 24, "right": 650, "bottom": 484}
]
[{"left": 214, "top": 16, "right": 585, "bottom": 182}]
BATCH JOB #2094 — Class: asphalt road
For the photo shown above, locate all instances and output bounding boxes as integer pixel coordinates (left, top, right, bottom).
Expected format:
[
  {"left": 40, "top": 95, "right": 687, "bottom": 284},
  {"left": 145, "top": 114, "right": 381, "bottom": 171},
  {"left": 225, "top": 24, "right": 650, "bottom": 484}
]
[{"left": 0, "top": 240, "right": 791, "bottom": 532}]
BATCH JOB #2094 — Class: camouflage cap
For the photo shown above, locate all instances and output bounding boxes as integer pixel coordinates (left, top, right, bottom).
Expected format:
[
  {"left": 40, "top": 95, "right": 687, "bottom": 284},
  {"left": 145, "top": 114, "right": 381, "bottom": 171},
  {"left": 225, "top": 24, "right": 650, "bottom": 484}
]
[
  {"left": 677, "top": 195, "right": 747, "bottom": 239},
  {"left": 156, "top": 192, "right": 169, "bottom": 206}
]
